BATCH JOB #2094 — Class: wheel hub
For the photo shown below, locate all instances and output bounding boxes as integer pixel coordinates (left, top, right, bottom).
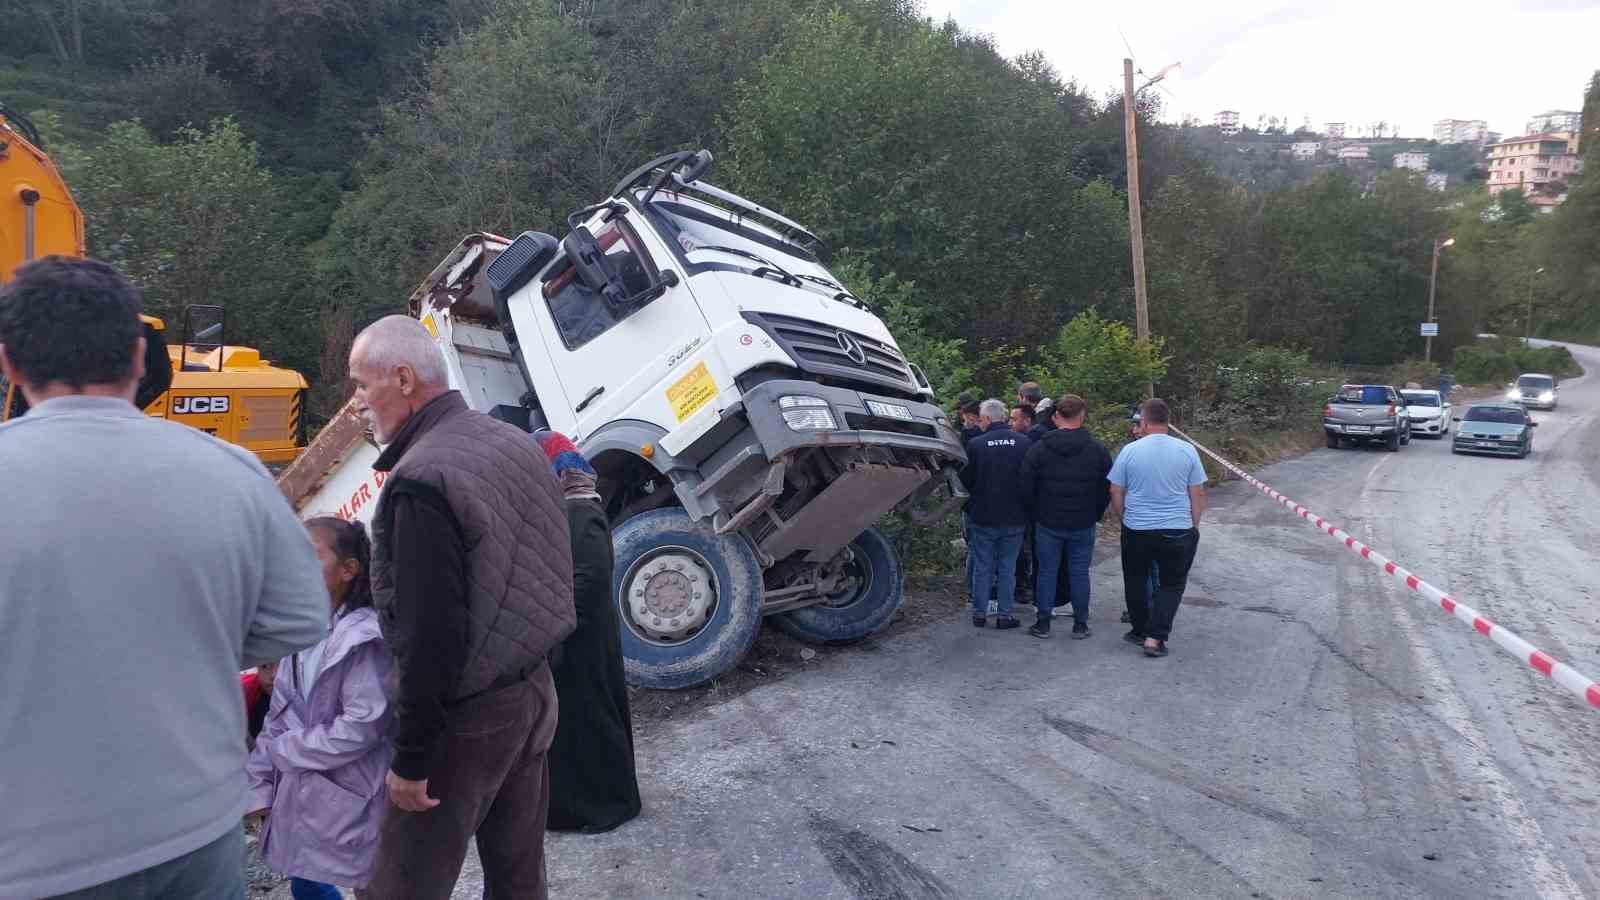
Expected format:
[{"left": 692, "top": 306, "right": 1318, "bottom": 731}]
[{"left": 625, "top": 551, "right": 715, "bottom": 642}]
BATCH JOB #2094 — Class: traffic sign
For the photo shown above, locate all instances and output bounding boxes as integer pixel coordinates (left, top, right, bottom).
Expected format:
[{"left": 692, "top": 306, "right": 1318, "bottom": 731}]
[{"left": 1420, "top": 322, "right": 1439, "bottom": 337}]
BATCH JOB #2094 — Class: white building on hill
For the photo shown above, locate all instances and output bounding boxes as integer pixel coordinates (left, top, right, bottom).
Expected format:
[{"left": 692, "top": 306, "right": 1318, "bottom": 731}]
[{"left": 1393, "top": 150, "right": 1430, "bottom": 171}]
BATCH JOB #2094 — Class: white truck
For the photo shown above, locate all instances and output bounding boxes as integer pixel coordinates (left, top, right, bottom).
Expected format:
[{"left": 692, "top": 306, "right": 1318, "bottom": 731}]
[{"left": 278, "top": 150, "right": 968, "bottom": 689}]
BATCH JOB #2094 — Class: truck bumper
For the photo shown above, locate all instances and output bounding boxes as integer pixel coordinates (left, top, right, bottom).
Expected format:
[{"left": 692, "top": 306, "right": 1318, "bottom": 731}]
[
  {"left": 1324, "top": 423, "right": 1398, "bottom": 437},
  {"left": 741, "top": 380, "right": 967, "bottom": 465},
  {"left": 700, "top": 380, "right": 966, "bottom": 563}
]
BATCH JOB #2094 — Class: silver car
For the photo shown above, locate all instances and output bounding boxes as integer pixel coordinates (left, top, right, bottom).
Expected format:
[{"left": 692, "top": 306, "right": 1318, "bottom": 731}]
[
  {"left": 1508, "top": 373, "right": 1559, "bottom": 410},
  {"left": 1400, "top": 389, "right": 1453, "bottom": 438},
  {"left": 1452, "top": 403, "right": 1536, "bottom": 458}
]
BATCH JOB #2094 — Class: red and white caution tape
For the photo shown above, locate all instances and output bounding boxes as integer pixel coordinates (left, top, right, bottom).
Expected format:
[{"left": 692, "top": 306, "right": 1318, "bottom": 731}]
[{"left": 1171, "top": 426, "right": 1600, "bottom": 712}]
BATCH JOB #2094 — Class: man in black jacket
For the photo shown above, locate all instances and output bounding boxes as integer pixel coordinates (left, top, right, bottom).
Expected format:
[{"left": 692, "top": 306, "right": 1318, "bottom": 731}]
[
  {"left": 960, "top": 399, "right": 1032, "bottom": 629},
  {"left": 1019, "top": 394, "right": 1112, "bottom": 638}
]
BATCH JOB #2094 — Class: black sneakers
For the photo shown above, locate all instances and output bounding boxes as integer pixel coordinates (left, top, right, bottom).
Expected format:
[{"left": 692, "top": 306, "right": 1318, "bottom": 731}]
[
  {"left": 972, "top": 616, "right": 987, "bottom": 628},
  {"left": 1028, "top": 622, "right": 1050, "bottom": 639},
  {"left": 1072, "top": 622, "right": 1091, "bottom": 640},
  {"left": 1122, "top": 630, "right": 1146, "bottom": 644},
  {"left": 994, "top": 616, "right": 1022, "bottom": 630}
]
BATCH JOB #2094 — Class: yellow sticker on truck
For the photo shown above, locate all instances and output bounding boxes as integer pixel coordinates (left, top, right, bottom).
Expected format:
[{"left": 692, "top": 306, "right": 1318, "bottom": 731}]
[{"left": 666, "top": 362, "right": 717, "bottom": 422}]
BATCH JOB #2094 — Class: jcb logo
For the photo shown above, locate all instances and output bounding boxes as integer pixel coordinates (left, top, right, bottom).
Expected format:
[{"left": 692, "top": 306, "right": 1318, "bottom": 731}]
[{"left": 173, "top": 396, "right": 230, "bottom": 415}]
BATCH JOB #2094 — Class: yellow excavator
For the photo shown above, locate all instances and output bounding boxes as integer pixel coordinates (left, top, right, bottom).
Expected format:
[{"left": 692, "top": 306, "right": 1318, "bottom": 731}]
[{"left": 1, "top": 101, "right": 307, "bottom": 464}]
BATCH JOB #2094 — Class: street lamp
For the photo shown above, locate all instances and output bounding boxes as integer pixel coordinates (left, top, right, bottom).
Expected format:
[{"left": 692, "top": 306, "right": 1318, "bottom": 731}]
[
  {"left": 1526, "top": 266, "right": 1545, "bottom": 340},
  {"left": 1424, "top": 236, "right": 1454, "bottom": 363}
]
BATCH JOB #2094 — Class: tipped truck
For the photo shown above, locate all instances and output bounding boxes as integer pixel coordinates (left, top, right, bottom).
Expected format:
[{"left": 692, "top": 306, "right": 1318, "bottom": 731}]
[{"left": 280, "top": 150, "right": 967, "bottom": 689}]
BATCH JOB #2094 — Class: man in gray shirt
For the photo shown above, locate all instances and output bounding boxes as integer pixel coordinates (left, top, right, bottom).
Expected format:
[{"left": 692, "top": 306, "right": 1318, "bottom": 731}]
[{"left": 0, "top": 257, "right": 328, "bottom": 899}]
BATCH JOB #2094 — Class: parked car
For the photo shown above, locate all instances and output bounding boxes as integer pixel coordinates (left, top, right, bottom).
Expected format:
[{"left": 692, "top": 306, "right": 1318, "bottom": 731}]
[
  {"left": 1452, "top": 403, "right": 1536, "bottom": 458},
  {"left": 1507, "top": 373, "right": 1559, "bottom": 410},
  {"left": 1399, "top": 389, "right": 1453, "bottom": 438},
  {"left": 1323, "top": 384, "right": 1412, "bottom": 451}
]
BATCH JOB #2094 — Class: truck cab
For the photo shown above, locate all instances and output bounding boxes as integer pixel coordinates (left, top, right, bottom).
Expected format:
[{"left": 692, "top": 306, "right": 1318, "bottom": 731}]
[{"left": 284, "top": 150, "right": 967, "bottom": 689}]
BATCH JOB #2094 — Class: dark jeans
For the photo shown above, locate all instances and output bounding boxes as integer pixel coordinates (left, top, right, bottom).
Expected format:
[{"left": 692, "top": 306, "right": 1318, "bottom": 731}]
[
  {"left": 1034, "top": 524, "right": 1096, "bottom": 626},
  {"left": 48, "top": 825, "right": 244, "bottom": 900},
  {"left": 1120, "top": 527, "right": 1200, "bottom": 642},
  {"left": 290, "top": 878, "right": 343, "bottom": 900},
  {"left": 368, "top": 665, "right": 559, "bottom": 900},
  {"left": 968, "top": 524, "right": 1025, "bottom": 619}
]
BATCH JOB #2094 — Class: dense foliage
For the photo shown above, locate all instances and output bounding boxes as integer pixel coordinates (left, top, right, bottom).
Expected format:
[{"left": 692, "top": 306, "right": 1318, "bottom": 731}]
[{"left": 3, "top": 1, "right": 1595, "bottom": 422}]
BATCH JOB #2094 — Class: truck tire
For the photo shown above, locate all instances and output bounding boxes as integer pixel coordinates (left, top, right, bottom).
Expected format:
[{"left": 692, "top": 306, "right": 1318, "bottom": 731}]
[
  {"left": 772, "top": 528, "right": 903, "bottom": 644},
  {"left": 1325, "top": 432, "right": 1340, "bottom": 450},
  {"left": 612, "top": 508, "right": 764, "bottom": 690},
  {"left": 1385, "top": 431, "right": 1401, "bottom": 452}
]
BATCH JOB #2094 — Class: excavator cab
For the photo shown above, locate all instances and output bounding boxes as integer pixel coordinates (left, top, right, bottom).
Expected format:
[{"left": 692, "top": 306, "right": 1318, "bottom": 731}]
[
  {"left": 3, "top": 101, "right": 308, "bottom": 466},
  {"left": 142, "top": 305, "right": 310, "bottom": 465}
]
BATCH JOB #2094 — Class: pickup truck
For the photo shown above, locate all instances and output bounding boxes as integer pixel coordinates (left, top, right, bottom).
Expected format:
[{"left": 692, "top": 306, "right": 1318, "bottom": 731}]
[
  {"left": 278, "top": 149, "right": 968, "bottom": 690},
  {"left": 1323, "top": 384, "right": 1412, "bottom": 451}
]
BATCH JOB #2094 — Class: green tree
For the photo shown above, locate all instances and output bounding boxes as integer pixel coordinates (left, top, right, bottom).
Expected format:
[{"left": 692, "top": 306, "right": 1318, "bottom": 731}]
[{"left": 61, "top": 118, "right": 314, "bottom": 372}]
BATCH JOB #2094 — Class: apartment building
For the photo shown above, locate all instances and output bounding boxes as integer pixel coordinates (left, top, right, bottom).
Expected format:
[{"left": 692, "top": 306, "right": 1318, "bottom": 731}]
[
  {"left": 1337, "top": 145, "right": 1371, "bottom": 161},
  {"left": 1487, "top": 133, "right": 1584, "bottom": 197},
  {"left": 1526, "top": 110, "right": 1581, "bottom": 135},
  {"left": 1291, "top": 141, "right": 1323, "bottom": 160},
  {"left": 1393, "top": 150, "right": 1429, "bottom": 171},
  {"left": 1433, "top": 118, "right": 1489, "bottom": 145},
  {"left": 1215, "top": 110, "right": 1241, "bottom": 136},
  {"left": 1325, "top": 122, "right": 1346, "bottom": 138}
]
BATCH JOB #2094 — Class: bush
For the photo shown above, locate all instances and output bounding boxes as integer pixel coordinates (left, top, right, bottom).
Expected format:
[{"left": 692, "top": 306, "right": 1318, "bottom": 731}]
[
  {"left": 119, "top": 54, "right": 234, "bottom": 140},
  {"left": 1452, "top": 338, "right": 1583, "bottom": 385}
]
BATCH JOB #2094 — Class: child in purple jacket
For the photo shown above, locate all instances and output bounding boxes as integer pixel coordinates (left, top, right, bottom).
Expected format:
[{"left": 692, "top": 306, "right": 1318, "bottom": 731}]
[{"left": 247, "top": 518, "right": 393, "bottom": 899}]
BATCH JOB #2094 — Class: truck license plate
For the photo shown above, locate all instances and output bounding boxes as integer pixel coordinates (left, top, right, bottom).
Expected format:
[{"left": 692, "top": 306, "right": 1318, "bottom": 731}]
[
  {"left": 1477, "top": 441, "right": 1497, "bottom": 448},
  {"left": 1345, "top": 425, "right": 1370, "bottom": 433},
  {"left": 866, "top": 400, "right": 913, "bottom": 421}
]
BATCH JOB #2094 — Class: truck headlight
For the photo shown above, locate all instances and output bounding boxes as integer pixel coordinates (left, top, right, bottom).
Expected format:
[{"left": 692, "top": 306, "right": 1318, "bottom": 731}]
[
  {"left": 1539, "top": 391, "right": 1554, "bottom": 403},
  {"left": 1507, "top": 389, "right": 1522, "bottom": 400},
  {"left": 779, "top": 395, "right": 836, "bottom": 431}
]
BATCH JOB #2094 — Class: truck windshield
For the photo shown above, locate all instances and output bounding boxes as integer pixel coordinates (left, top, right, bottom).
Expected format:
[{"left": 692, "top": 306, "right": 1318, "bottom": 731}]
[
  {"left": 1516, "top": 375, "right": 1554, "bottom": 390},
  {"left": 1400, "top": 392, "right": 1439, "bottom": 407},
  {"left": 640, "top": 192, "right": 860, "bottom": 305}
]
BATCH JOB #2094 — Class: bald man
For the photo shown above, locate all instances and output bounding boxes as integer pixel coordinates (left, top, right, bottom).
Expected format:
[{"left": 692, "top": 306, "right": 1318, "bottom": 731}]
[{"left": 352, "top": 316, "right": 575, "bottom": 899}]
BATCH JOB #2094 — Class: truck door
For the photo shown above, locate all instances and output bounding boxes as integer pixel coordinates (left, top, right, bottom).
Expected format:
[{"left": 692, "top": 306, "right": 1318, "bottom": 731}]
[{"left": 514, "top": 214, "right": 711, "bottom": 440}]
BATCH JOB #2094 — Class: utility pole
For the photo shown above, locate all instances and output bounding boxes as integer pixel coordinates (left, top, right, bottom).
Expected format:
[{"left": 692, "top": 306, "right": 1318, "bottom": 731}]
[
  {"left": 1526, "top": 266, "right": 1544, "bottom": 340},
  {"left": 1122, "top": 59, "right": 1150, "bottom": 345},
  {"left": 1122, "top": 58, "right": 1151, "bottom": 396},
  {"left": 1424, "top": 236, "right": 1454, "bottom": 363}
]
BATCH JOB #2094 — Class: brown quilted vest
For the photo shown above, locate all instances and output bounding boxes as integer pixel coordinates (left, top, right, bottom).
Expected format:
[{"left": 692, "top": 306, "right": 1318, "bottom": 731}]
[{"left": 369, "top": 392, "right": 575, "bottom": 699}]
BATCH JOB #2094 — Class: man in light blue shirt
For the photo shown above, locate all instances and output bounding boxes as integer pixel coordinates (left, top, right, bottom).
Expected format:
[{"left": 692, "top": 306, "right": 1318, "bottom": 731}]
[{"left": 1108, "top": 398, "right": 1206, "bottom": 657}]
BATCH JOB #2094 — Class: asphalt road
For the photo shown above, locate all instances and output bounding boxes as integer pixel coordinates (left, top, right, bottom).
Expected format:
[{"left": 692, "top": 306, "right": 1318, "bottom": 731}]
[{"left": 475, "top": 342, "right": 1599, "bottom": 899}]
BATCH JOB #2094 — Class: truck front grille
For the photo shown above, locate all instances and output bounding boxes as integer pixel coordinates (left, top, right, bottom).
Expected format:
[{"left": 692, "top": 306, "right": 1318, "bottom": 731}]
[{"left": 742, "top": 311, "right": 916, "bottom": 396}]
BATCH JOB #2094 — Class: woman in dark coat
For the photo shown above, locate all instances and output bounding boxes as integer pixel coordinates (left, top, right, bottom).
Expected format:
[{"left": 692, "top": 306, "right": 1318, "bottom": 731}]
[{"left": 535, "top": 431, "right": 642, "bottom": 833}]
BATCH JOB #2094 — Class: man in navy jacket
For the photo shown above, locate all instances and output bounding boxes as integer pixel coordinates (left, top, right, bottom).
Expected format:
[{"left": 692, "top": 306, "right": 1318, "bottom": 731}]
[{"left": 960, "top": 399, "right": 1032, "bottom": 629}]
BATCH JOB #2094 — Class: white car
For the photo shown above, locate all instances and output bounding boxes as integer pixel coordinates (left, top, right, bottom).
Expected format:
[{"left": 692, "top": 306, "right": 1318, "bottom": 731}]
[{"left": 1400, "top": 389, "right": 1453, "bottom": 438}]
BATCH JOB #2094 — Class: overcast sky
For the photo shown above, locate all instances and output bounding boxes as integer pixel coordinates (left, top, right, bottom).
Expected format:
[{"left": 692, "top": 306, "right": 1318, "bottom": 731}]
[{"left": 922, "top": 0, "right": 1600, "bottom": 138}]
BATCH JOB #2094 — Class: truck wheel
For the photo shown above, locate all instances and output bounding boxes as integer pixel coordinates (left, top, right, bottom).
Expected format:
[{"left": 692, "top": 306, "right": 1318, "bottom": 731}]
[
  {"left": 1385, "top": 431, "right": 1401, "bottom": 452},
  {"left": 772, "top": 528, "right": 903, "bottom": 644},
  {"left": 1325, "top": 432, "right": 1340, "bottom": 450},
  {"left": 612, "top": 508, "right": 763, "bottom": 690}
]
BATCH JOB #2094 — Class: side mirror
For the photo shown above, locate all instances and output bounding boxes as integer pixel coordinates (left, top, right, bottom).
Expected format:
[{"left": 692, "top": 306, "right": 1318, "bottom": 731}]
[
  {"left": 679, "top": 149, "right": 714, "bottom": 184},
  {"left": 561, "top": 226, "right": 629, "bottom": 310}
]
